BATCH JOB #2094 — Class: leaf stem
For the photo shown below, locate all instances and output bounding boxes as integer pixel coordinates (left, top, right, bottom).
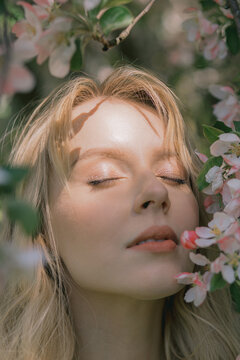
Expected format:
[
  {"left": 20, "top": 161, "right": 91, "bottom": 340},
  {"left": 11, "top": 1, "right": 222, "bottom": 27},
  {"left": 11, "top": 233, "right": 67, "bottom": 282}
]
[{"left": 97, "top": 0, "right": 156, "bottom": 51}]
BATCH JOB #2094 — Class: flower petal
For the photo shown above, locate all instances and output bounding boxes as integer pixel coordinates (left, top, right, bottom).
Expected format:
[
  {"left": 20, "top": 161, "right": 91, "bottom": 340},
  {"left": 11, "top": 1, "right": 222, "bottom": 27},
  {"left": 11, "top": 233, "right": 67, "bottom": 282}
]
[
  {"left": 221, "top": 265, "right": 235, "bottom": 283},
  {"left": 195, "top": 238, "right": 216, "bottom": 247},
  {"left": 189, "top": 252, "right": 210, "bottom": 266},
  {"left": 49, "top": 38, "right": 76, "bottom": 78},
  {"left": 195, "top": 226, "right": 213, "bottom": 238}
]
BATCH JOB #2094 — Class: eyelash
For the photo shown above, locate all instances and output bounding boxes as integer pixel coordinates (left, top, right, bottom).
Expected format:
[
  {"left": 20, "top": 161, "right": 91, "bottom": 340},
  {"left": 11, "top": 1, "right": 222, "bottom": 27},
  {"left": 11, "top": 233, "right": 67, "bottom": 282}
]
[{"left": 87, "top": 176, "right": 186, "bottom": 187}]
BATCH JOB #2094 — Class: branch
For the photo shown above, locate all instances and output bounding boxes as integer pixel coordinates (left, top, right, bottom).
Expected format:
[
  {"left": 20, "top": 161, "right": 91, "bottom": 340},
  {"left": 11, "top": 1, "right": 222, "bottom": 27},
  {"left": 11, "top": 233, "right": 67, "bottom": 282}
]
[
  {"left": 96, "top": 0, "right": 156, "bottom": 51},
  {"left": 228, "top": 0, "right": 240, "bottom": 39}
]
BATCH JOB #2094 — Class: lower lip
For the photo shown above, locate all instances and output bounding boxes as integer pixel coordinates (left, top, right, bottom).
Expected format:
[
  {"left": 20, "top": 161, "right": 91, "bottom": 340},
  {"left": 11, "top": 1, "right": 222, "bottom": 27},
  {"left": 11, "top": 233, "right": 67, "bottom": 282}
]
[{"left": 128, "top": 240, "right": 177, "bottom": 253}]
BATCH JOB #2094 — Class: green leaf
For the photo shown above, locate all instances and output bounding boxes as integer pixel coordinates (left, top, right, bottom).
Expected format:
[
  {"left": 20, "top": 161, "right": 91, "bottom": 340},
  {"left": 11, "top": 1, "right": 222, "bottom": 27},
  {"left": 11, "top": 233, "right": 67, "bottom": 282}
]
[
  {"left": 5, "top": 199, "right": 39, "bottom": 235},
  {"left": 199, "top": 0, "right": 218, "bottom": 11},
  {"left": 99, "top": 6, "right": 133, "bottom": 36},
  {"left": 230, "top": 281, "right": 240, "bottom": 313},
  {"left": 202, "top": 125, "right": 224, "bottom": 144},
  {"left": 100, "top": 0, "right": 132, "bottom": 8},
  {"left": 0, "top": 166, "right": 29, "bottom": 195},
  {"left": 196, "top": 156, "right": 223, "bottom": 191},
  {"left": 70, "top": 38, "right": 82, "bottom": 71},
  {"left": 213, "top": 121, "right": 233, "bottom": 133},
  {"left": 226, "top": 23, "right": 240, "bottom": 55},
  {"left": 210, "top": 272, "right": 228, "bottom": 292},
  {"left": 233, "top": 120, "right": 240, "bottom": 132}
]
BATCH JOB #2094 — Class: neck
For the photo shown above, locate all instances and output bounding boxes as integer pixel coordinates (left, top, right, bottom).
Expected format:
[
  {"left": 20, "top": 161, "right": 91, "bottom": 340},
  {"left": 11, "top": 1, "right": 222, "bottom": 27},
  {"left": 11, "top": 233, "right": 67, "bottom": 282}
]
[{"left": 69, "top": 284, "right": 166, "bottom": 360}]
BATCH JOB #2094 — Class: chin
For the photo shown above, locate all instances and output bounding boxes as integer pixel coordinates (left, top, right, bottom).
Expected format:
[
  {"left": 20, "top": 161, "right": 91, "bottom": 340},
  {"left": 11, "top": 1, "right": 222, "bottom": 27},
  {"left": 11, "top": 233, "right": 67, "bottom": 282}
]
[{"left": 120, "top": 281, "right": 186, "bottom": 301}]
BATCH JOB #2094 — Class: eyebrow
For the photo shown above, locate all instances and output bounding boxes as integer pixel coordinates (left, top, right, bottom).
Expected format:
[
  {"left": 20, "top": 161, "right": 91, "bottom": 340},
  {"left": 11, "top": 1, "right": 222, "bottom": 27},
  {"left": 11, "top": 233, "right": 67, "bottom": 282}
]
[{"left": 70, "top": 146, "right": 180, "bottom": 168}]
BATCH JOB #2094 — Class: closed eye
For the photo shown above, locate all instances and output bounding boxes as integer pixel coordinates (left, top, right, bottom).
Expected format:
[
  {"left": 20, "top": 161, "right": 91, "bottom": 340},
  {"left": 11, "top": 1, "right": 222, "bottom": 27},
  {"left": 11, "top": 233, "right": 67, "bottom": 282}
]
[
  {"left": 158, "top": 176, "right": 187, "bottom": 185},
  {"left": 87, "top": 176, "right": 187, "bottom": 187},
  {"left": 87, "top": 178, "right": 119, "bottom": 186}
]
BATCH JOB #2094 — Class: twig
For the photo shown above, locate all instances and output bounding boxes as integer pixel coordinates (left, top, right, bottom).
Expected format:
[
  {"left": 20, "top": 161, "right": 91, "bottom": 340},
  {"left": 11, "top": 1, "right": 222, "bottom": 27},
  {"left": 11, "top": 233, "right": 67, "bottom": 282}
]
[
  {"left": 97, "top": 0, "right": 156, "bottom": 51},
  {"left": 228, "top": 0, "right": 240, "bottom": 39}
]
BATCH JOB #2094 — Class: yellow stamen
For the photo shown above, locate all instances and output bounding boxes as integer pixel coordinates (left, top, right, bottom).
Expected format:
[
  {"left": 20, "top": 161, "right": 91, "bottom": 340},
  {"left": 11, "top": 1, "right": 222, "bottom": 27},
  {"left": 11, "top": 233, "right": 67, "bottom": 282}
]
[
  {"left": 228, "top": 253, "right": 240, "bottom": 267},
  {"left": 211, "top": 225, "right": 221, "bottom": 237},
  {"left": 231, "top": 143, "right": 240, "bottom": 157}
]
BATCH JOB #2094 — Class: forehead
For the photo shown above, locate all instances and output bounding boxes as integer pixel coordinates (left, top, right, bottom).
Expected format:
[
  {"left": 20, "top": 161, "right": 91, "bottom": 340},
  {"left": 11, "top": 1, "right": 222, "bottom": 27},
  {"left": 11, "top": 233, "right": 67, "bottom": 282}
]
[{"left": 69, "top": 97, "right": 166, "bottom": 153}]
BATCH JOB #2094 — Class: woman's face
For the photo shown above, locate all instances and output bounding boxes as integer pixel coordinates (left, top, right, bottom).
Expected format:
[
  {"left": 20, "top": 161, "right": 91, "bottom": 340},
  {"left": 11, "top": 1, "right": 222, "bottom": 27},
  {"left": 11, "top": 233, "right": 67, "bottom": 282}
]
[{"left": 49, "top": 97, "right": 199, "bottom": 300}]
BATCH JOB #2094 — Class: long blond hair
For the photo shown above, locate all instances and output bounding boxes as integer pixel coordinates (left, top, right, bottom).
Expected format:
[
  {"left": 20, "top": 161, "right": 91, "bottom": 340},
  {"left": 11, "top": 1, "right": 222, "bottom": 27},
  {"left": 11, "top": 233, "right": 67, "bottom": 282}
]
[{"left": 0, "top": 66, "right": 239, "bottom": 360}]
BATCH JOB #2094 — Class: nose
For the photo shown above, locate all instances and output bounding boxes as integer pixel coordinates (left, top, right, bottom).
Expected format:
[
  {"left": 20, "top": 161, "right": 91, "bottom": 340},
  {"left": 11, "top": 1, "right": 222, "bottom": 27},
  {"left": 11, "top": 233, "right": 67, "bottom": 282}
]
[{"left": 133, "top": 173, "right": 170, "bottom": 214}]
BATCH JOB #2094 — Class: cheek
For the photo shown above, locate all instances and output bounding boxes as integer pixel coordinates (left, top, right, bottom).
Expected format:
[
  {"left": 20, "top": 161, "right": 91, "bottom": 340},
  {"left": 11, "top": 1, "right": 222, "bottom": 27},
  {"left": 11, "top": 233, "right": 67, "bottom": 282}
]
[
  {"left": 50, "top": 188, "right": 124, "bottom": 253},
  {"left": 170, "top": 189, "right": 199, "bottom": 230}
]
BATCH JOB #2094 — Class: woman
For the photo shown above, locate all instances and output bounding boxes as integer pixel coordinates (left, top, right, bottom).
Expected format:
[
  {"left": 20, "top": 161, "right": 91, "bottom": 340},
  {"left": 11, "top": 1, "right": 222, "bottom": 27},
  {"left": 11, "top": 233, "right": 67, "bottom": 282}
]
[{"left": 0, "top": 66, "right": 239, "bottom": 360}]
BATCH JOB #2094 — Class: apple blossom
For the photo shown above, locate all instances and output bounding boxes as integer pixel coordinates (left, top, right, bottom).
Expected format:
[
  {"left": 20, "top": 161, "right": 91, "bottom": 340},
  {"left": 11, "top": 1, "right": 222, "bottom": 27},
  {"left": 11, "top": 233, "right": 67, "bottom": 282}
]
[
  {"left": 203, "top": 165, "right": 224, "bottom": 195},
  {"left": 222, "top": 179, "right": 240, "bottom": 218},
  {"left": 12, "top": 1, "right": 42, "bottom": 60},
  {"left": 203, "top": 35, "right": 227, "bottom": 60},
  {"left": 175, "top": 271, "right": 212, "bottom": 306},
  {"left": 208, "top": 85, "right": 240, "bottom": 130},
  {"left": 189, "top": 251, "right": 210, "bottom": 266},
  {"left": 0, "top": 42, "right": 35, "bottom": 95},
  {"left": 210, "top": 133, "right": 240, "bottom": 157},
  {"left": 217, "top": 221, "right": 240, "bottom": 253},
  {"left": 204, "top": 194, "right": 222, "bottom": 214},
  {"left": 223, "top": 154, "right": 240, "bottom": 175},
  {"left": 182, "top": 10, "right": 228, "bottom": 61},
  {"left": 180, "top": 230, "right": 198, "bottom": 249},
  {"left": 36, "top": 17, "right": 76, "bottom": 78},
  {"left": 210, "top": 252, "right": 240, "bottom": 283},
  {"left": 195, "top": 150, "right": 208, "bottom": 163},
  {"left": 195, "top": 212, "right": 235, "bottom": 248}
]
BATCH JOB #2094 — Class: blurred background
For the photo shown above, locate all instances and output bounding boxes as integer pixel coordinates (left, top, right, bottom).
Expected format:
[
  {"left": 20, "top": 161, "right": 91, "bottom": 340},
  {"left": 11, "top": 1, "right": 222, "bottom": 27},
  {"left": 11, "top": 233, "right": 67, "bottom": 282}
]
[{"left": 1, "top": 0, "right": 239, "bottom": 161}]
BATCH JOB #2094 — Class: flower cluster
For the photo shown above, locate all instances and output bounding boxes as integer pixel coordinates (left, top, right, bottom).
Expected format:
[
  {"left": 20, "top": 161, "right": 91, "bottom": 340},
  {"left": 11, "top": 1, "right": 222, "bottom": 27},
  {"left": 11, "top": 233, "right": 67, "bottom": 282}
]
[
  {"left": 182, "top": 9, "right": 228, "bottom": 60},
  {"left": 11, "top": 0, "right": 74, "bottom": 80},
  {"left": 175, "top": 86, "right": 240, "bottom": 307}
]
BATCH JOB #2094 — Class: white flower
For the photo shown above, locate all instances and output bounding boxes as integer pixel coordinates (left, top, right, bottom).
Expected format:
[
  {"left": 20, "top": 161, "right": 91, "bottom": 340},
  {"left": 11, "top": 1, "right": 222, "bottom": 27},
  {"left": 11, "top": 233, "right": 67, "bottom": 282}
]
[
  {"left": 195, "top": 212, "right": 235, "bottom": 247},
  {"left": 209, "top": 85, "right": 240, "bottom": 130},
  {"left": 189, "top": 252, "right": 210, "bottom": 266},
  {"left": 222, "top": 179, "right": 240, "bottom": 218},
  {"left": 203, "top": 166, "right": 224, "bottom": 194}
]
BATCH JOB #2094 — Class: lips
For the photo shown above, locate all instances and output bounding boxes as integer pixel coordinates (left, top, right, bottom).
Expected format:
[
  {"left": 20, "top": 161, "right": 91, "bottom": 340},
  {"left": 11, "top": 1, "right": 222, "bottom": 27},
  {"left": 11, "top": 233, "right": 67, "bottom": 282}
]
[{"left": 127, "top": 225, "right": 178, "bottom": 248}]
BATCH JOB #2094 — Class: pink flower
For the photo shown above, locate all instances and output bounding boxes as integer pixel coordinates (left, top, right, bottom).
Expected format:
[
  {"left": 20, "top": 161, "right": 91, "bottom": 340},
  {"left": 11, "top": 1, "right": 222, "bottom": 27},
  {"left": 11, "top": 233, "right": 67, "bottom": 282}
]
[
  {"left": 183, "top": 11, "right": 218, "bottom": 42},
  {"left": 182, "top": 11, "right": 227, "bottom": 61},
  {"left": 32, "top": 0, "right": 68, "bottom": 20},
  {"left": 223, "top": 155, "right": 240, "bottom": 175},
  {"left": 214, "top": 0, "right": 225, "bottom": 5},
  {"left": 204, "top": 194, "right": 222, "bottom": 214},
  {"left": 195, "top": 212, "right": 235, "bottom": 247},
  {"left": 12, "top": 1, "right": 42, "bottom": 60},
  {"left": 0, "top": 41, "right": 35, "bottom": 95},
  {"left": 2, "top": 63, "right": 35, "bottom": 95},
  {"left": 213, "top": 0, "right": 234, "bottom": 18},
  {"left": 189, "top": 251, "right": 210, "bottom": 266},
  {"left": 217, "top": 221, "right": 240, "bottom": 253},
  {"left": 208, "top": 85, "right": 240, "bottom": 130},
  {"left": 222, "top": 179, "right": 240, "bottom": 218},
  {"left": 175, "top": 271, "right": 212, "bottom": 306},
  {"left": 180, "top": 230, "right": 198, "bottom": 249},
  {"left": 211, "top": 133, "right": 240, "bottom": 155},
  {"left": 203, "top": 165, "right": 224, "bottom": 195},
  {"left": 210, "top": 133, "right": 240, "bottom": 176},
  {"left": 36, "top": 17, "right": 76, "bottom": 78},
  {"left": 195, "top": 150, "right": 208, "bottom": 163},
  {"left": 210, "top": 252, "right": 239, "bottom": 283},
  {"left": 203, "top": 35, "right": 227, "bottom": 60},
  {"left": 220, "top": 7, "right": 234, "bottom": 19}
]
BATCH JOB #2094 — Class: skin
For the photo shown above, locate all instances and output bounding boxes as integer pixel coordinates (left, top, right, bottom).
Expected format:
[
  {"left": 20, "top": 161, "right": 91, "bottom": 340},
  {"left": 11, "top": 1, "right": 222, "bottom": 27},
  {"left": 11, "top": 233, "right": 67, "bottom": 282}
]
[{"left": 49, "top": 97, "right": 199, "bottom": 360}]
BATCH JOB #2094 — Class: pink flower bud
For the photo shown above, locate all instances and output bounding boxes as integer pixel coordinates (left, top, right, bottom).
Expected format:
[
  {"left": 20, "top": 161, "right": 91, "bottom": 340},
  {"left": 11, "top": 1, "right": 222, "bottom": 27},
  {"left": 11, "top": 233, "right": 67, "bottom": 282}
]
[{"left": 180, "top": 230, "right": 198, "bottom": 249}]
